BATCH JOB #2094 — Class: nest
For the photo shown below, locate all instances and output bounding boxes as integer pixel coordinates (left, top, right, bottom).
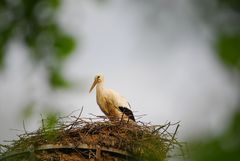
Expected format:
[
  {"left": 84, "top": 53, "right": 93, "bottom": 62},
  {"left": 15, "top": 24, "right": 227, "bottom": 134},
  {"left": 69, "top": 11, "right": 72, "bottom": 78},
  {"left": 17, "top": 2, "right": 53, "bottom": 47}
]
[{"left": 0, "top": 109, "right": 183, "bottom": 161}]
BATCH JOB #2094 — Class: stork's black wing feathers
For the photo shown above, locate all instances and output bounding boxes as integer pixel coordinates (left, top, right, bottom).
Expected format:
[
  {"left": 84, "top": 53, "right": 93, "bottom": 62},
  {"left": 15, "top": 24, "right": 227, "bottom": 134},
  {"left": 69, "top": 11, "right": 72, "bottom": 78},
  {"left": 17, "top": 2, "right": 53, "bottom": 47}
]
[{"left": 119, "top": 106, "right": 135, "bottom": 121}]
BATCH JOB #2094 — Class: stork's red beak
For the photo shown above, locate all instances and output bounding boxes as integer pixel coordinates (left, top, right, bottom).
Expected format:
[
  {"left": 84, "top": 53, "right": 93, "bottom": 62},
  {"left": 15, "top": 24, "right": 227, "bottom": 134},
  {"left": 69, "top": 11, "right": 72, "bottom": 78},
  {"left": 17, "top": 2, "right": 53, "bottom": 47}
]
[{"left": 89, "top": 79, "right": 97, "bottom": 93}]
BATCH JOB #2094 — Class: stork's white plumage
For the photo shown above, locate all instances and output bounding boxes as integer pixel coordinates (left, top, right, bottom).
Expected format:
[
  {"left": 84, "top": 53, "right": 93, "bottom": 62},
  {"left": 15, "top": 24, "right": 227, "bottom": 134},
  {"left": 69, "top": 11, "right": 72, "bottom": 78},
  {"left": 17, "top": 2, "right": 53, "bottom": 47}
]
[{"left": 89, "top": 74, "right": 135, "bottom": 122}]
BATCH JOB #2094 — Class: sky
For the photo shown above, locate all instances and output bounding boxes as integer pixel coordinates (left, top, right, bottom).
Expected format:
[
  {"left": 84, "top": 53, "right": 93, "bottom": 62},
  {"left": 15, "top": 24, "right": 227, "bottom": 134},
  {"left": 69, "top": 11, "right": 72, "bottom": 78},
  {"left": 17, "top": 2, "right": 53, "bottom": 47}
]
[{"left": 0, "top": 0, "right": 239, "bottom": 144}]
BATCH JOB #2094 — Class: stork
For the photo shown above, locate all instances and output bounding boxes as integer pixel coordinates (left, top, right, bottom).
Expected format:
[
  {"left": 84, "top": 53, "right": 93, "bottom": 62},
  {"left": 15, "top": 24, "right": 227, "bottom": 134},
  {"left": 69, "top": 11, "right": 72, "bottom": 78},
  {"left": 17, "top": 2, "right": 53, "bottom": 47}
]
[{"left": 89, "top": 74, "right": 135, "bottom": 122}]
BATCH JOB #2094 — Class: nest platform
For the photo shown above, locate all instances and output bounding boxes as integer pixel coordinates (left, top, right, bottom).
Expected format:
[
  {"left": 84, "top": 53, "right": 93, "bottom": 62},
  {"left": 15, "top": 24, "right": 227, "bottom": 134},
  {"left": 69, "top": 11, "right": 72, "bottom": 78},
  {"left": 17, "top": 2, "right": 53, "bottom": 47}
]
[{"left": 0, "top": 112, "right": 181, "bottom": 161}]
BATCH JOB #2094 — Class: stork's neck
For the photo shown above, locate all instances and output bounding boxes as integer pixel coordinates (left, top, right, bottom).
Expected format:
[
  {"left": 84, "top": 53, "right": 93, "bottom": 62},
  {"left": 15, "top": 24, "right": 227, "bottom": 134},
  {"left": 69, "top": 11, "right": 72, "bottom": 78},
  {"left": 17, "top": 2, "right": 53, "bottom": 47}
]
[{"left": 96, "top": 82, "right": 105, "bottom": 95}]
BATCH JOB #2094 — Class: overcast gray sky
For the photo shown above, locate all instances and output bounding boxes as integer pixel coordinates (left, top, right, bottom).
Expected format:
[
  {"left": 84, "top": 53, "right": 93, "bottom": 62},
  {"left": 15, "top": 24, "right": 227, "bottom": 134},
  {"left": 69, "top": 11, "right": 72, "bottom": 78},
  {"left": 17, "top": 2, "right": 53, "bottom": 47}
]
[{"left": 0, "top": 0, "right": 239, "bottom": 144}]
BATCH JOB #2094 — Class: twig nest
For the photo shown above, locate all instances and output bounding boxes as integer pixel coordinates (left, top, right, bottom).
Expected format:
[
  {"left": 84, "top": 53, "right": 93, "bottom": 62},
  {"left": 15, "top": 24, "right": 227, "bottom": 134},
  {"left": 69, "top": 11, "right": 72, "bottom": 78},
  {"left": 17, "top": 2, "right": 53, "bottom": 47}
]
[{"left": 0, "top": 114, "right": 182, "bottom": 161}]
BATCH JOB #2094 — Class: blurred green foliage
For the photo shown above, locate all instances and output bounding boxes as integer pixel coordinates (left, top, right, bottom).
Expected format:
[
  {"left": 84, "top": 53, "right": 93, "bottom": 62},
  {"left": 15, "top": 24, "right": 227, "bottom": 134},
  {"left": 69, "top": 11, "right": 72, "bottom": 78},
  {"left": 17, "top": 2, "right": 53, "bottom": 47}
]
[
  {"left": 0, "top": 0, "right": 75, "bottom": 88},
  {"left": 215, "top": 0, "right": 240, "bottom": 71},
  {"left": 190, "top": 111, "right": 240, "bottom": 161},
  {"left": 49, "top": 67, "right": 71, "bottom": 88},
  {"left": 190, "top": 0, "right": 240, "bottom": 161},
  {"left": 216, "top": 33, "right": 240, "bottom": 70},
  {"left": 218, "top": 0, "right": 240, "bottom": 11}
]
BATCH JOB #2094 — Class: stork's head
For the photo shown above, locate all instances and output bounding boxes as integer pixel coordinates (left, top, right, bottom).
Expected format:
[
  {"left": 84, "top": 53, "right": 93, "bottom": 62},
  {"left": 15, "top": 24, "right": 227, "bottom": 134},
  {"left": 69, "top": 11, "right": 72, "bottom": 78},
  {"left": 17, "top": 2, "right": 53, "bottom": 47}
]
[{"left": 89, "top": 74, "right": 104, "bottom": 93}]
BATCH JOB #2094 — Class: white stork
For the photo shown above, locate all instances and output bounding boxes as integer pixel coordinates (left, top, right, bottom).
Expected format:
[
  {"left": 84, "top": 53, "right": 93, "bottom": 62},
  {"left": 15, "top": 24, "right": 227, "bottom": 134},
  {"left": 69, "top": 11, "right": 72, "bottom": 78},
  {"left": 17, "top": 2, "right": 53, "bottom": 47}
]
[{"left": 89, "top": 74, "right": 135, "bottom": 122}]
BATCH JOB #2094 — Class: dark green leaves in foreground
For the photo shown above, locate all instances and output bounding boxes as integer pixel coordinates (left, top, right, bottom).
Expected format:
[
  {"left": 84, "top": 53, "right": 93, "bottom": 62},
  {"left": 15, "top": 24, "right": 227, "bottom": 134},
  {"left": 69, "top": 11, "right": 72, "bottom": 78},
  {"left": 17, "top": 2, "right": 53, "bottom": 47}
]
[
  {"left": 0, "top": 0, "right": 75, "bottom": 88},
  {"left": 218, "top": 0, "right": 240, "bottom": 11},
  {"left": 190, "top": 111, "right": 240, "bottom": 161},
  {"left": 214, "top": 0, "right": 240, "bottom": 71},
  {"left": 216, "top": 33, "right": 240, "bottom": 70},
  {"left": 192, "top": 1, "right": 240, "bottom": 161},
  {"left": 49, "top": 67, "right": 72, "bottom": 88}
]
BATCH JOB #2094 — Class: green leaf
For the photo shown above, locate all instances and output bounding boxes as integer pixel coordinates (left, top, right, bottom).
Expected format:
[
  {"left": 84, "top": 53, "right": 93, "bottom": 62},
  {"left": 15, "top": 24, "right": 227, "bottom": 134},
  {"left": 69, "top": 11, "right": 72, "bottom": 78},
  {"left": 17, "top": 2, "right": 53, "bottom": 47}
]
[
  {"left": 50, "top": 0, "right": 61, "bottom": 8},
  {"left": 218, "top": 0, "right": 240, "bottom": 11},
  {"left": 216, "top": 33, "right": 240, "bottom": 70},
  {"left": 190, "top": 111, "right": 240, "bottom": 161},
  {"left": 0, "top": 0, "right": 76, "bottom": 89},
  {"left": 49, "top": 68, "right": 71, "bottom": 89},
  {"left": 54, "top": 33, "right": 75, "bottom": 60}
]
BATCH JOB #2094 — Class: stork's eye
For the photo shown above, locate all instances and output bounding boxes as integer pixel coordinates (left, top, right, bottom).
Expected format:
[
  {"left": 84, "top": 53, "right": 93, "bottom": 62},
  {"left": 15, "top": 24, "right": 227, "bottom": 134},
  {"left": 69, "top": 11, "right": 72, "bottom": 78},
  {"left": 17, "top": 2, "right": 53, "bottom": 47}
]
[{"left": 97, "top": 76, "right": 100, "bottom": 79}]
